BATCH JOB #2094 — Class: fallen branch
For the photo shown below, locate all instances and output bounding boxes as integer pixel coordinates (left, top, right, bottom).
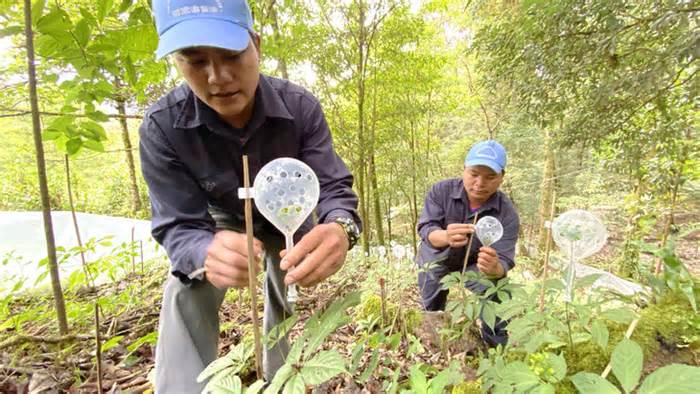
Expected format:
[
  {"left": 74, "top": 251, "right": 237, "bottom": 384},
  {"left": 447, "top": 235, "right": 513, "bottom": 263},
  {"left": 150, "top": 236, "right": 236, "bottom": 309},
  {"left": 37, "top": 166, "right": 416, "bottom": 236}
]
[{"left": 0, "top": 334, "right": 92, "bottom": 351}]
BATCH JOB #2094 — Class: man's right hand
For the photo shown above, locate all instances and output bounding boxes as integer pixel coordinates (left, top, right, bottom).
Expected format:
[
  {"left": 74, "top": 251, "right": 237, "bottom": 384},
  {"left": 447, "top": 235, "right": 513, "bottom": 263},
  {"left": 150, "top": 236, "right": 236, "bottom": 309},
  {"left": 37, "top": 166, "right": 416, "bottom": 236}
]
[
  {"left": 428, "top": 223, "right": 475, "bottom": 249},
  {"left": 204, "top": 230, "right": 263, "bottom": 290}
]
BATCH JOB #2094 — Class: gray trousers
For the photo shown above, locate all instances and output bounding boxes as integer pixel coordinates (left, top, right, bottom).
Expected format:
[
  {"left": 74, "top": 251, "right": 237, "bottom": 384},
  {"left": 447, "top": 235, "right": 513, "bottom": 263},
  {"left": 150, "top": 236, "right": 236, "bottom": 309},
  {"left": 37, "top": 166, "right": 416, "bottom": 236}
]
[{"left": 154, "top": 223, "right": 293, "bottom": 393}]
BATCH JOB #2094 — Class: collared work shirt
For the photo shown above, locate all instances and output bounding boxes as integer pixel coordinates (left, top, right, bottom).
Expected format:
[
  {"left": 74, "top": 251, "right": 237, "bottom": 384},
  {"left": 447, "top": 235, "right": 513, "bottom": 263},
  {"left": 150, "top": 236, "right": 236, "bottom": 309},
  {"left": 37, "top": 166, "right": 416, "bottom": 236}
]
[
  {"left": 416, "top": 178, "right": 519, "bottom": 273},
  {"left": 139, "top": 75, "right": 360, "bottom": 281}
]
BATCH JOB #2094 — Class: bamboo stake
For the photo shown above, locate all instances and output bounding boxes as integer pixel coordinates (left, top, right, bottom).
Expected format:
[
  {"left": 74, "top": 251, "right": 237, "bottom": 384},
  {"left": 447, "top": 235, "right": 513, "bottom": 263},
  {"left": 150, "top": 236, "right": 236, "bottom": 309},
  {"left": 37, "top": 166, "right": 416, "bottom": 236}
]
[
  {"left": 242, "top": 156, "right": 263, "bottom": 379},
  {"left": 539, "top": 191, "right": 557, "bottom": 312},
  {"left": 95, "top": 302, "right": 104, "bottom": 394},
  {"left": 461, "top": 213, "right": 480, "bottom": 276}
]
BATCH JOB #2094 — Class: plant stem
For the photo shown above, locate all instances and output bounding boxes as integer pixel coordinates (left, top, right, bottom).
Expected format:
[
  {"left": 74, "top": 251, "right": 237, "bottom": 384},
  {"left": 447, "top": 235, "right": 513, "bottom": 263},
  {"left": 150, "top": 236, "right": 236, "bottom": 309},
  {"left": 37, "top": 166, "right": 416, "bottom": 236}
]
[
  {"left": 461, "top": 213, "right": 480, "bottom": 276},
  {"left": 242, "top": 156, "right": 263, "bottom": 380}
]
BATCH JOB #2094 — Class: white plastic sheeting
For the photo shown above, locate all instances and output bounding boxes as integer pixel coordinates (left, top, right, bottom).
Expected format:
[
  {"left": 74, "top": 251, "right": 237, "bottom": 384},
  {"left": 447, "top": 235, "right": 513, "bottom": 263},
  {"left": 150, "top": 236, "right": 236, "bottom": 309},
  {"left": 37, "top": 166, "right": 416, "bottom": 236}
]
[{"left": 0, "top": 211, "right": 166, "bottom": 293}]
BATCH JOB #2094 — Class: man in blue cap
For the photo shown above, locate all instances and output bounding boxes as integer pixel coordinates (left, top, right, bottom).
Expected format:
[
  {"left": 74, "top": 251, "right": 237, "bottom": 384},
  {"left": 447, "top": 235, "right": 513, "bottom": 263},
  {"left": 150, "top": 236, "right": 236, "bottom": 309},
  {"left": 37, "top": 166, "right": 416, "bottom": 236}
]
[
  {"left": 141, "top": 1, "right": 361, "bottom": 391},
  {"left": 415, "top": 140, "right": 520, "bottom": 347}
]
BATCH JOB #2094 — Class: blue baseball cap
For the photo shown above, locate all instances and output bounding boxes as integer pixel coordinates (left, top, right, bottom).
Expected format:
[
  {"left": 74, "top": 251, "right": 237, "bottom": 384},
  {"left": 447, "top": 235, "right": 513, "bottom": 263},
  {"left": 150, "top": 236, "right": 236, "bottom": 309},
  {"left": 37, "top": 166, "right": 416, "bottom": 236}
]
[
  {"left": 153, "top": 0, "right": 255, "bottom": 59},
  {"left": 465, "top": 140, "right": 507, "bottom": 173}
]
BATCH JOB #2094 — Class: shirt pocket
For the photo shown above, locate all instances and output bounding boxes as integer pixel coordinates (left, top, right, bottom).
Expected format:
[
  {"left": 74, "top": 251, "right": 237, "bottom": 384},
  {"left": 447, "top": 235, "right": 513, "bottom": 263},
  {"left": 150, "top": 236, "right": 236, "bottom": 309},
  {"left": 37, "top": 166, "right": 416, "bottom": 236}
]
[{"left": 197, "top": 170, "right": 240, "bottom": 200}]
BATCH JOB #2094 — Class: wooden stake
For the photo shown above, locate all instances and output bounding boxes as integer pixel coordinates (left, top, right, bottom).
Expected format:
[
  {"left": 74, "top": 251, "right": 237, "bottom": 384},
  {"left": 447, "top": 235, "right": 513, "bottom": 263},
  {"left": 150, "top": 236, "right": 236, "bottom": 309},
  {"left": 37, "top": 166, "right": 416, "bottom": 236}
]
[
  {"left": 461, "top": 213, "right": 480, "bottom": 276},
  {"left": 538, "top": 191, "right": 557, "bottom": 312},
  {"left": 379, "top": 278, "right": 387, "bottom": 327},
  {"left": 242, "top": 155, "right": 263, "bottom": 379},
  {"left": 601, "top": 318, "right": 640, "bottom": 379}
]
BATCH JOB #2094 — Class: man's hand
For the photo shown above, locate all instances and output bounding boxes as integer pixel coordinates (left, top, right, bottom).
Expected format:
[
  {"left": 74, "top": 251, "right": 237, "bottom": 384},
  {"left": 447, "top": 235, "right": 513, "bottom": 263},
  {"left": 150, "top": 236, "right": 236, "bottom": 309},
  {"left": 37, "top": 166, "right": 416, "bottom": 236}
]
[
  {"left": 204, "top": 230, "right": 263, "bottom": 289},
  {"left": 445, "top": 223, "right": 475, "bottom": 248},
  {"left": 279, "top": 222, "right": 349, "bottom": 287},
  {"left": 477, "top": 246, "right": 505, "bottom": 278}
]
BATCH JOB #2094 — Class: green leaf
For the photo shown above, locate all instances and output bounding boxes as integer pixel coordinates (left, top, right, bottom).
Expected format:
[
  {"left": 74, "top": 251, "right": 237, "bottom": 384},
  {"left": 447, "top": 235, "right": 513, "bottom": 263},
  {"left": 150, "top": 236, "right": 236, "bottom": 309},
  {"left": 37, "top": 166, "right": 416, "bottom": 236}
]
[
  {"left": 502, "top": 361, "right": 540, "bottom": 392},
  {"left": 36, "top": 9, "right": 72, "bottom": 35},
  {"left": 358, "top": 346, "right": 380, "bottom": 383},
  {"left": 0, "top": 25, "right": 23, "bottom": 38},
  {"left": 549, "top": 352, "right": 567, "bottom": 382},
  {"left": 31, "top": 0, "right": 47, "bottom": 24},
  {"left": 101, "top": 335, "right": 124, "bottom": 352},
  {"left": 86, "top": 111, "right": 110, "bottom": 122},
  {"left": 245, "top": 380, "right": 265, "bottom": 394},
  {"left": 98, "top": 0, "right": 114, "bottom": 22},
  {"left": 299, "top": 350, "right": 345, "bottom": 385},
  {"left": 207, "top": 374, "right": 242, "bottom": 393},
  {"left": 282, "top": 374, "right": 305, "bottom": 394},
  {"left": 408, "top": 364, "right": 429, "bottom": 393},
  {"left": 349, "top": 339, "right": 365, "bottom": 374},
  {"left": 264, "top": 363, "right": 293, "bottom": 394},
  {"left": 575, "top": 274, "right": 603, "bottom": 289},
  {"left": 482, "top": 301, "right": 496, "bottom": 332},
  {"left": 265, "top": 313, "right": 298, "bottom": 350},
  {"left": 65, "top": 138, "right": 82, "bottom": 155},
  {"left": 428, "top": 361, "right": 462, "bottom": 393},
  {"left": 531, "top": 384, "right": 556, "bottom": 394},
  {"left": 600, "top": 308, "right": 637, "bottom": 324},
  {"left": 591, "top": 320, "right": 609, "bottom": 350},
  {"left": 302, "top": 291, "right": 361, "bottom": 358},
  {"left": 611, "top": 339, "right": 643, "bottom": 393},
  {"left": 570, "top": 372, "right": 621, "bottom": 394},
  {"left": 118, "top": 0, "right": 133, "bottom": 13},
  {"left": 73, "top": 19, "right": 90, "bottom": 47},
  {"left": 637, "top": 364, "right": 700, "bottom": 394}
]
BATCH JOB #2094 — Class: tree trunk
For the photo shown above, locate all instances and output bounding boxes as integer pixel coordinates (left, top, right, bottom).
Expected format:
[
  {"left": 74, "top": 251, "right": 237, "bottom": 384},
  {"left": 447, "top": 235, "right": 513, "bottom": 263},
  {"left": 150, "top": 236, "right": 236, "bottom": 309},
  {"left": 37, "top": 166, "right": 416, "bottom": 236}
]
[
  {"left": 370, "top": 154, "right": 384, "bottom": 245},
  {"left": 115, "top": 97, "right": 142, "bottom": 215},
  {"left": 356, "top": 1, "right": 370, "bottom": 255},
  {"left": 369, "top": 74, "right": 384, "bottom": 246},
  {"left": 409, "top": 121, "right": 419, "bottom": 256},
  {"left": 536, "top": 127, "right": 556, "bottom": 271},
  {"left": 269, "top": 4, "right": 289, "bottom": 80},
  {"left": 24, "top": 0, "right": 68, "bottom": 335}
]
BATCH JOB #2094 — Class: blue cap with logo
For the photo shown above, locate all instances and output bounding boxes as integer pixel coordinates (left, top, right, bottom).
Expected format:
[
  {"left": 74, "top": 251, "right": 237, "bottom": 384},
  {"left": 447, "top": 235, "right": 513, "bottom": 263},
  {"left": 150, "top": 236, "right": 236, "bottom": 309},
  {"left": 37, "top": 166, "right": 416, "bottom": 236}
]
[
  {"left": 464, "top": 140, "right": 507, "bottom": 173},
  {"left": 153, "top": 0, "right": 254, "bottom": 59}
]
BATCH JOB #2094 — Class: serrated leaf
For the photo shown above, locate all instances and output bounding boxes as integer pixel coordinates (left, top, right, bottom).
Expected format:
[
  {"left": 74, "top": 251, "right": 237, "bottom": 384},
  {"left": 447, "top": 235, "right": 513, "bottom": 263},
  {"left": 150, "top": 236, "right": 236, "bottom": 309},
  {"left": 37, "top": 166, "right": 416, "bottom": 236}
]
[
  {"left": 591, "top": 320, "right": 609, "bottom": 350},
  {"left": 611, "top": 339, "right": 643, "bottom": 393},
  {"left": 549, "top": 352, "right": 567, "bottom": 381},
  {"left": 83, "top": 139, "right": 105, "bottom": 152},
  {"left": 98, "top": 0, "right": 114, "bottom": 22},
  {"left": 265, "top": 313, "right": 298, "bottom": 350},
  {"left": 570, "top": 372, "right": 621, "bottom": 394},
  {"left": 244, "top": 380, "right": 265, "bottom": 394},
  {"left": 264, "top": 363, "right": 293, "bottom": 394},
  {"left": 482, "top": 301, "right": 496, "bottom": 331},
  {"left": 282, "top": 374, "right": 305, "bottom": 394},
  {"left": 637, "top": 364, "right": 700, "bottom": 394},
  {"left": 600, "top": 308, "right": 637, "bottom": 324},
  {"left": 408, "top": 364, "right": 428, "bottom": 393},
  {"left": 206, "top": 374, "right": 242, "bottom": 394},
  {"left": 531, "top": 384, "right": 555, "bottom": 394},
  {"left": 502, "top": 361, "right": 540, "bottom": 392},
  {"left": 87, "top": 110, "right": 110, "bottom": 122},
  {"left": 302, "top": 291, "right": 360, "bottom": 358},
  {"left": 299, "top": 350, "right": 345, "bottom": 385}
]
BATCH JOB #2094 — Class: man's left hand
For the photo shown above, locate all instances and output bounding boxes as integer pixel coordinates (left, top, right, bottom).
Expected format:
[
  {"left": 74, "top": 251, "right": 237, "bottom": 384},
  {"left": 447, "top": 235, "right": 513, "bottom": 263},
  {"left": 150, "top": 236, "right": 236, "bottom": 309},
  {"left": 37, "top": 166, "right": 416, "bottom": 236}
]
[
  {"left": 477, "top": 246, "right": 505, "bottom": 278},
  {"left": 279, "top": 222, "right": 349, "bottom": 287}
]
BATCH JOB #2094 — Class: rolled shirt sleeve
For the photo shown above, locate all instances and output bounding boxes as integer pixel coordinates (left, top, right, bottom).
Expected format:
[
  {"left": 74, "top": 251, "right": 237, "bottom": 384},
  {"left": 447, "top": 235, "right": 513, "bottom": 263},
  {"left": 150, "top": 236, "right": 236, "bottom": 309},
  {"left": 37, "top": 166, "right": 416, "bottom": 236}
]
[
  {"left": 139, "top": 116, "right": 215, "bottom": 282},
  {"left": 417, "top": 184, "right": 447, "bottom": 248}
]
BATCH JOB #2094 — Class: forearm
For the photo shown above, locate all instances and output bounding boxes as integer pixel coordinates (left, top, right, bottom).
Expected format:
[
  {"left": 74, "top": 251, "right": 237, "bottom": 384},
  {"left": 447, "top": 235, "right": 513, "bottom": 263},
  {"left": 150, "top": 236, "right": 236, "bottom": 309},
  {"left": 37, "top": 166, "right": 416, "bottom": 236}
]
[{"left": 427, "top": 229, "right": 449, "bottom": 248}]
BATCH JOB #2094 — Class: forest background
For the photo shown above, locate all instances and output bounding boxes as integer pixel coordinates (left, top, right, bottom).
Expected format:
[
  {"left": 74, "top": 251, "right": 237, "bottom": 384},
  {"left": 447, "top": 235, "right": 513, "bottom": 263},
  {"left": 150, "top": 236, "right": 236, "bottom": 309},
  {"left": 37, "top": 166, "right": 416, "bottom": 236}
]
[{"left": 0, "top": 0, "right": 697, "bottom": 393}]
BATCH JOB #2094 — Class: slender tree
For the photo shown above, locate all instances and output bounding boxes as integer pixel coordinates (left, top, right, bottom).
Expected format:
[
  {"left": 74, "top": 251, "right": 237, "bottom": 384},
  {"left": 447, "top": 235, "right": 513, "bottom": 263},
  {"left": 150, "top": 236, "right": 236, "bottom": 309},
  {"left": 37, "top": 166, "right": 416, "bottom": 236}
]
[{"left": 23, "top": 0, "right": 68, "bottom": 335}]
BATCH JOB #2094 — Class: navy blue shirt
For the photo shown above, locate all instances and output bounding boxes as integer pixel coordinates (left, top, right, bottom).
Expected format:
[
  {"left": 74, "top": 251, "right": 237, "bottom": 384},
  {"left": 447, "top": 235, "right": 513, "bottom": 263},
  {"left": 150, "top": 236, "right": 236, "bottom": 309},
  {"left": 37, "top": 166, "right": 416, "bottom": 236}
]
[
  {"left": 139, "top": 75, "right": 360, "bottom": 281},
  {"left": 416, "top": 178, "right": 519, "bottom": 273}
]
